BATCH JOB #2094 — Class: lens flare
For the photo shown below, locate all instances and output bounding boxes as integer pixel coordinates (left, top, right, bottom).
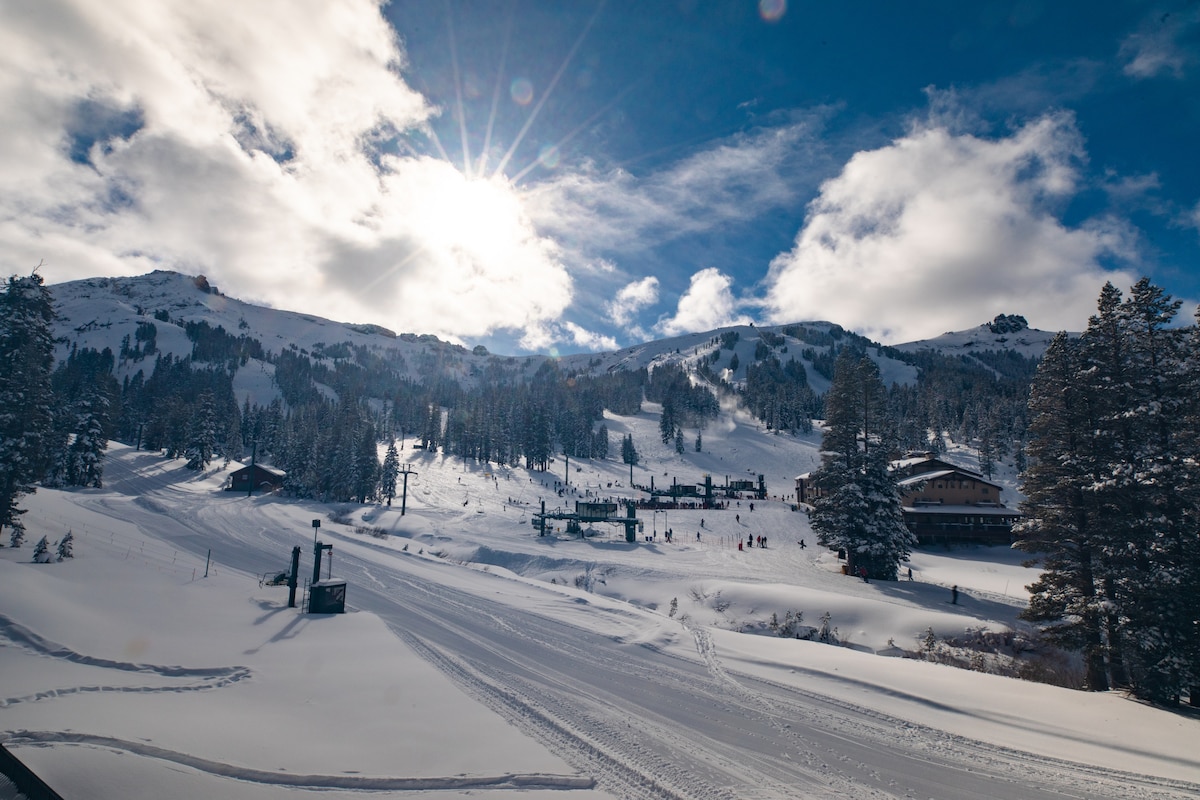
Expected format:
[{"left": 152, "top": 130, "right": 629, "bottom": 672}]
[
  {"left": 758, "top": 0, "right": 786, "bottom": 23},
  {"left": 537, "top": 144, "right": 561, "bottom": 169},
  {"left": 510, "top": 77, "right": 534, "bottom": 105}
]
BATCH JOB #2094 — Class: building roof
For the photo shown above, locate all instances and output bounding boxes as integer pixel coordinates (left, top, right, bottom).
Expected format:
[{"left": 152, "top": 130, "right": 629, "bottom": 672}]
[
  {"left": 902, "top": 504, "right": 1019, "bottom": 517},
  {"left": 896, "top": 468, "right": 1002, "bottom": 491},
  {"left": 232, "top": 463, "right": 286, "bottom": 478},
  {"left": 891, "top": 456, "right": 984, "bottom": 479}
]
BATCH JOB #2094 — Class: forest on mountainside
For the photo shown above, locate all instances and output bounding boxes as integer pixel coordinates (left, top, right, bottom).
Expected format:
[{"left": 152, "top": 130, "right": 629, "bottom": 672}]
[
  {"left": 4, "top": 271, "right": 1198, "bottom": 705},
  {"left": 7, "top": 275, "right": 1047, "bottom": 507}
]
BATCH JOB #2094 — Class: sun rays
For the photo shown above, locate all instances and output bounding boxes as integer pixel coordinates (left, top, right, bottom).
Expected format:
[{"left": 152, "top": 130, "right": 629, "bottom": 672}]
[{"left": 427, "top": 0, "right": 610, "bottom": 187}]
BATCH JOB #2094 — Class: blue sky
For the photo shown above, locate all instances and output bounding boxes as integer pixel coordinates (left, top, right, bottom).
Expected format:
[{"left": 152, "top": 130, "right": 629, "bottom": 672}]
[{"left": 3, "top": 1, "right": 1199, "bottom": 353}]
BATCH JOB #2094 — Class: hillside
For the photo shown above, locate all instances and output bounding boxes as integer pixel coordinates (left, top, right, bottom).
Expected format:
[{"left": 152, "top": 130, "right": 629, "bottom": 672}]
[
  {"left": 48, "top": 271, "right": 1047, "bottom": 440},
  {"left": 2, "top": 436, "right": 1197, "bottom": 798}
]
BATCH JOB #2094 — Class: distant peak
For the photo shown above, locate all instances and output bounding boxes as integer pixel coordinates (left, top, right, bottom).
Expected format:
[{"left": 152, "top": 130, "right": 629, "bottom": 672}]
[{"left": 985, "top": 314, "right": 1027, "bottom": 334}]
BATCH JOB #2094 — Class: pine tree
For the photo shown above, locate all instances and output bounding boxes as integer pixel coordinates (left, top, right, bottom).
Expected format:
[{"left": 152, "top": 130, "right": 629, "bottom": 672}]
[
  {"left": 674, "top": 428, "right": 685, "bottom": 454},
  {"left": 1112, "top": 279, "right": 1193, "bottom": 703},
  {"left": 31, "top": 535, "right": 50, "bottom": 563},
  {"left": 353, "top": 421, "right": 380, "bottom": 503},
  {"left": 1015, "top": 332, "right": 1110, "bottom": 690},
  {"left": 67, "top": 390, "right": 109, "bottom": 487},
  {"left": 1019, "top": 280, "right": 1200, "bottom": 703},
  {"left": 56, "top": 529, "right": 74, "bottom": 560},
  {"left": 695, "top": 430, "right": 702, "bottom": 452},
  {"left": 810, "top": 350, "right": 915, "bottom": 580},
  {"left": 381, "top": 439, "right": 400, "bottom": 506},
  {"left": 421, "top": 403, "right": 441, "bottom": 453},
  {"left": 0, "top": 272, "right": 57, "bottom": 544},
  {"left": 659, "top": 397, "right": 677, "bottom": 445},
  {"left": 593, "top": 424, "right": 609, "bottom": 460},
  {"left": 621, "top": 433, "right": 638, "bottom": 483},
  {"left": 185, "top": 390, "right": 218, "bottom": 470}
]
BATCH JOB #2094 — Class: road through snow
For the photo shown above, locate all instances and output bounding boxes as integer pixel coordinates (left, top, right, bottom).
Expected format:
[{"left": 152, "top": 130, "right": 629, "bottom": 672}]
[{"left": 79, "top": 454, "right": 1200, "bottom": 800}]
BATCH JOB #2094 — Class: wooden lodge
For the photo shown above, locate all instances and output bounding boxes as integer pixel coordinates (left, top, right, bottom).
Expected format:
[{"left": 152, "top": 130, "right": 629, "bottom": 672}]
[{"left": 227, "top": 463, "right": 286, "bottom": 493}]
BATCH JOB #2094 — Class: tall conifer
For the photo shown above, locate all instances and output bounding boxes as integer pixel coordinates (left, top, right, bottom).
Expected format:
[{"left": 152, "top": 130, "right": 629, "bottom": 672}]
[{"left": 0, "top": 272, "right": 56, "bottom": 541}]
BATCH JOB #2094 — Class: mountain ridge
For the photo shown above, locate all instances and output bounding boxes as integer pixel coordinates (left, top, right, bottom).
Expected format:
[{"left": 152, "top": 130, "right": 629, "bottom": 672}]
[{"left": 49, "top": 270, "right": 1061, "bottom": 382}]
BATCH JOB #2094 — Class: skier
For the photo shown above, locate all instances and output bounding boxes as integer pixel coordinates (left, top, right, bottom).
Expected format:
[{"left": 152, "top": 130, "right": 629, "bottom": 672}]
[
  {"left": 738, "top": 540, "right": 743, "bottom": 551},
  {"left": 799, "top": 539, "right": 806, "bottom": 549},
  {"left": 951, "top": 585, "right": 959, "bottom": 604},
  {"left": 907, "top": 567, "right": 913, "bottom": 581}
]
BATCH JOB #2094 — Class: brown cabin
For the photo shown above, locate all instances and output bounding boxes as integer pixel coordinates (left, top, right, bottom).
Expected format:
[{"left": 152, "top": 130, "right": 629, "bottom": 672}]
[
  {"left": 894, "top": 457, "right": 1019, "bottom": 544},
  {"left": 227, "top": 464, "right": 286, "bottom": 493},
  {"left": 797, "top": 454, "right": 1020, "bottom": 544}
]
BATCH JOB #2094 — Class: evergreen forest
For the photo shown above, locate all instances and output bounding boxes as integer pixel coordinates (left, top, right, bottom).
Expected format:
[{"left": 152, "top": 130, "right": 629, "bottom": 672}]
[{"left": 2, "top": 270, "right": 1197, "bottom": 705}]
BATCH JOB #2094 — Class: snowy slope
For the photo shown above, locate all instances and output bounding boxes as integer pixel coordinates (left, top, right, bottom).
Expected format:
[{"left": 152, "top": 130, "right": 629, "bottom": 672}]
[
  {"left": 50, "top": 270, "right": 545, "bottom": 393},
  {"left": 51, "top": 272, "right": 926, "bottom": 405},
  {"left": 2, "top": 434, "right": 1198, "bottom": 799},
  {"left": 894, "top": 317, "right": 1067, "bottom": 359}
]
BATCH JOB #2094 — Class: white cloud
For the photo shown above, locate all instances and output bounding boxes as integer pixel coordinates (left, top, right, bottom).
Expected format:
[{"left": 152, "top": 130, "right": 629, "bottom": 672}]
[
  {"left": 523, "top": 117, "right": 826, "bottom": 256},
  {"left": 608, "top": 277, "right": 660, "bottom": 327},
  {"left": 656, "top": 268, "right": 752, "bottom": 337},
  {"left": 0, "top": 0, "right": 574, "bottom": 343},
  {"left": 762, "top": 113, "right": 1138, "bottom": 343},
  {"left": 562, "top": 322, "right": 619, "bottom": 352},
  {"left": 1119, "top": 10, "right": 1199, "bottom": 79}
]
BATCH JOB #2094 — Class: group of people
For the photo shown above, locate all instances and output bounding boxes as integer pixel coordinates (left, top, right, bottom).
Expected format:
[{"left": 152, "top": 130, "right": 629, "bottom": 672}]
[{"left": 738, "top": 534, "right": 768, "bottom": 551}]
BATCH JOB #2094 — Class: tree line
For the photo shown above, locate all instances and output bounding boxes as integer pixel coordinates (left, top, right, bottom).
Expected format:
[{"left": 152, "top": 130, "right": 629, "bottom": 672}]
[
  {"left": 6, "top": 270, "right": 1195, "bottom": 705},
  {"left": 1017, "top": 279, "right": 1199, "bottom": 705}
]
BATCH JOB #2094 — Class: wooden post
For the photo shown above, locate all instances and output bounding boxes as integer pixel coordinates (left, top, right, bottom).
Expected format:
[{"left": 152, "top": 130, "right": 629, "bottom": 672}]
[{"left": 287, "top": 546, "right": 301, "bottom": 608}]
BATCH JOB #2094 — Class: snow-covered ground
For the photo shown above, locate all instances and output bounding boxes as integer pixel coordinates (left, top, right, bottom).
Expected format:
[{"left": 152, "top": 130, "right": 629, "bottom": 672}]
[{"left": 3, "top": 408, "right": 1198, "bottom": 799}]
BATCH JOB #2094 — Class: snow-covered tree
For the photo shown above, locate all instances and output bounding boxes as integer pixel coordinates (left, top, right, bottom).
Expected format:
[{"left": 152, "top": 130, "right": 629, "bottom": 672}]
[
  {"left": 810, "top": 350, "right": 915, "bottom": 580},
  {"left": 67, "top": 390, "right": 110, "bottom": 487},
  {"left": 1019, "top": 279, "right": 1200, "bottom": 704},
  {"left": 353, "top": 421, "right": 380, "bottom": 503},
  {"left": 31, "top": 535, "right": 51, "bottom": 563},
  {"left": 1015, "top": 332, "right": 1110, "bottom": 691},
  {"left": 0, "top": 272, "right": 57, "bottom": 544},
  {"left": 57, "top": 529, "right": 74, "bottom": 560},
  {"left": 659, "top": 397, "right": 677, "bottom": 445},
  {"left": 381, "top": 439, "right": 400, "bottom": 506},
  {"left": 593, "top": 424, "right": 609, "bottom": 460},
  {"left": 1109, "top": 278, "right": 1194, "bottom": 703},
  {"left": 184, "top": 390, "right": 218, "bottom": 470}
]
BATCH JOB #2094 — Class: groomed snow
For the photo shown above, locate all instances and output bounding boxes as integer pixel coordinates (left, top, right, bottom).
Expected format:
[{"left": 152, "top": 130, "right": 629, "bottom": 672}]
[{"left": 2, "top": 404, "right": 1198, "bottom": 799}]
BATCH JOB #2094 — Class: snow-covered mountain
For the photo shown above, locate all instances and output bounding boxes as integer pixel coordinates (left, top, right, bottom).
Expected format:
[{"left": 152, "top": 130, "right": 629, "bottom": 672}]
[
  {"left": 47, "top": 271, "right": 1052, "bottom": 428},
  {"left": 893, "top": 313, "right": 1066, "bottom": 359},
  {"left": 48, "top": 270, "right": 927, "bottom": 399},
  {"left": 51, "top": 270, "right": 532, "bottom": 386}
]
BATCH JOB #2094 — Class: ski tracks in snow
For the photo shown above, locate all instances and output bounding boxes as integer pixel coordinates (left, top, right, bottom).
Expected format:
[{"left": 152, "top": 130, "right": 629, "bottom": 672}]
[
  {"left": 0, "top": 612, "right": 594, "bottom": 793},
  {"left": 4, "top": 731, "right": 593, "bottom": 792},
  {"left": 688, "top": 623, "right": 1200, "bottom": 800},
  {"left": 0, "top": 612, "right": 251, "bottom": 708}
]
